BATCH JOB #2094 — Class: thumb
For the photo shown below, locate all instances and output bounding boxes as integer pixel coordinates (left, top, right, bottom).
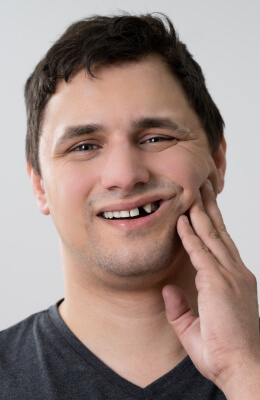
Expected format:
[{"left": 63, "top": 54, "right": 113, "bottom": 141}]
[{"left": 162, "top": 284, "right": 199, "bottom": 352}]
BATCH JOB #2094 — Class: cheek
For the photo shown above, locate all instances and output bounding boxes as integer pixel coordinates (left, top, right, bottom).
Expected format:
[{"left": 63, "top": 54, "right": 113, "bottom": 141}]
[
  {"left": 153, "top": 147, "right": 210, "bottom": 191},
  {"left": 45, "top": 164, "right": 97, "bottom": 218}
]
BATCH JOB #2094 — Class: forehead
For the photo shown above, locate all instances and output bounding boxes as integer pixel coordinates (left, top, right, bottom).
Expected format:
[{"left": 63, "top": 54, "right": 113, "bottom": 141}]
[{"left": 41, "top": 55, "right": 203, "bottom": 145}]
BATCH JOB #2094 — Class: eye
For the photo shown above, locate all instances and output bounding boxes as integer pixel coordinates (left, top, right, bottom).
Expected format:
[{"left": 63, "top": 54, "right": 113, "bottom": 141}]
[
  {"left": 145, "top": 136, "right": 174, "bottom": 144},
  {"left": 72, "top": 143, "right": 99, "bottom": 151},
  {"left": 140, "top": 135, "right": 179, "bottom": 152}
]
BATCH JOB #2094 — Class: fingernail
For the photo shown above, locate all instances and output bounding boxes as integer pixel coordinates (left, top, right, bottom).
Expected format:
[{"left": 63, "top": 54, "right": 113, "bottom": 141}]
[
  {"left": 206, "top": 179, "right": 213, "bottom": 190},
  {"left": 181, "top": 215, "right": 190, "bottom": 224}
]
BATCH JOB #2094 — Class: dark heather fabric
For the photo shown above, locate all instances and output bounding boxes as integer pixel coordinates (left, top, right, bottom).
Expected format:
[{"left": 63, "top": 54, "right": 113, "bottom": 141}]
[{"left": 0, "top": 301, "right": 227, "bottom": 400}]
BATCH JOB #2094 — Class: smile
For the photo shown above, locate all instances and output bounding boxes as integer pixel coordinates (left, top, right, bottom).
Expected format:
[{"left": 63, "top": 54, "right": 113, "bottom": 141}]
[{"left": 101, "top": 201, "right": 160, "bottom": 220}]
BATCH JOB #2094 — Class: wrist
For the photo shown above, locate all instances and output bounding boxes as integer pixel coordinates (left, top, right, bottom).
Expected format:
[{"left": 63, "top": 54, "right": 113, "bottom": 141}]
[{"left": 220, "top": 359, "right": 260, "bottom": 400}]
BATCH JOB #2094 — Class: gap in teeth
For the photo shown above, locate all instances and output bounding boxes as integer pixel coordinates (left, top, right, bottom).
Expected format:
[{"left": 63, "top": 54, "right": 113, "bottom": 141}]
[{"left": 102, "top": 201, "right": 160, "bottom": 219}]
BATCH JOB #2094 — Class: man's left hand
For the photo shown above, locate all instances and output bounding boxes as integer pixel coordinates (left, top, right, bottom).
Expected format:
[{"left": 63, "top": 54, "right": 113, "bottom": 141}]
[{"left": 162, "top": 180, "right": 260, "bottom": 398}]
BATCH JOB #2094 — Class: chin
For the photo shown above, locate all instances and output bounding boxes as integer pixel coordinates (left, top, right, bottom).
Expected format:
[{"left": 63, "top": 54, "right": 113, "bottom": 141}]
[{"left": 88, "top": 227, "right": 183, "bottom": 281}]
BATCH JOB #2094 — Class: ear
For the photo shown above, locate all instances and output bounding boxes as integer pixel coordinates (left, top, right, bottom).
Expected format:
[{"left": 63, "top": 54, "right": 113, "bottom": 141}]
[
  {"left": 27, "top": 163, "right": 50, "bottom": 215},
  {"left": 212, "top": 138, "right": 227, "bottom": 194}
]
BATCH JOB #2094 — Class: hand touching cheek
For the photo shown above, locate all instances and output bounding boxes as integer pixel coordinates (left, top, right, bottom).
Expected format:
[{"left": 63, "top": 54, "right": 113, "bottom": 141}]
[{"left": 163, "top": 180, "right": 260, "bottom": 399}]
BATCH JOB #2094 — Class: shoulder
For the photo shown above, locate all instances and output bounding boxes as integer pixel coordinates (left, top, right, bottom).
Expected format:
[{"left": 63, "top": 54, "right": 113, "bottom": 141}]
[
  {"left": 0, "top": 308, "right": 50, "bottom": 364},
  {"left": 0, "top": 305, "right": 62, "bottom": 397},
  {"left": 1, "top": 308, "right": 47, "bottom": 341}
]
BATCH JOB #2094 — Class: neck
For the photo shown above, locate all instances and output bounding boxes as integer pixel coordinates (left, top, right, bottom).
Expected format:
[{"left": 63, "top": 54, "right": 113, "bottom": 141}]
[{"left": 59, "top": 250, "right": 197, "bottom": 387}]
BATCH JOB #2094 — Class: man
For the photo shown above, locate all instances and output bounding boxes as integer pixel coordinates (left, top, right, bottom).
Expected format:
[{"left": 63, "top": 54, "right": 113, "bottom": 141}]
[{"left": 0, "top": 13, "right": 259, "bottom": 399}]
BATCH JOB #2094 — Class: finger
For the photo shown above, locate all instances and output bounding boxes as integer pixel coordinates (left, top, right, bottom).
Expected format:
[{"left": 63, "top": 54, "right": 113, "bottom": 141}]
[
  {"left": 177, "top": 215, "right": 222, "bottom": 272},
  {"left": 187, "top": 194, "right": 236, "bottom": 271},
  {"left": 162, "top": 284, "right": 201, "bottom": 361},
  {"left": 201, "top": 180, "right": 241, "bottom": 263}
]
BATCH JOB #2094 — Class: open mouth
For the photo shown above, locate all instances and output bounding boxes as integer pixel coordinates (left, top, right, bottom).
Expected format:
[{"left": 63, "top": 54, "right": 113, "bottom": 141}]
[{"left": 99, "top": 201, "right": 161, "bottom": 220}]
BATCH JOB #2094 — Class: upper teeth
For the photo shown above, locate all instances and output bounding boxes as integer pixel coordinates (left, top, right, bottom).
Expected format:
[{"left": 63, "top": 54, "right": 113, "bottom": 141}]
[{"left": 102, "top": 203, "right": 157, "bottom": 219}]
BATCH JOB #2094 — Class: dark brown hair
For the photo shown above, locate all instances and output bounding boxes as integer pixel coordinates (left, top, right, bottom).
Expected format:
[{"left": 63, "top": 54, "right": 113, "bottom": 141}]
[{"left": 25, "top": 13, "right": 224, "bottom": 176}]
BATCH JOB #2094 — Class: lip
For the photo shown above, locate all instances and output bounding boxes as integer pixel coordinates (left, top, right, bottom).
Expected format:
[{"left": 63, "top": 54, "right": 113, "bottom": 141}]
[
  {"left": 97, "top": 198, "right": 171, "bottom": 231},
  {"left": 96, "top": 194, "right": 170, "bottom": 215}
]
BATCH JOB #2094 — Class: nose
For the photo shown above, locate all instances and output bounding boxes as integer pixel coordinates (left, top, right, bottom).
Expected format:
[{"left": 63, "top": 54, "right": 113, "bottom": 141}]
[{"left": 100, "top": 143, "right": 150, "bottom": 192}]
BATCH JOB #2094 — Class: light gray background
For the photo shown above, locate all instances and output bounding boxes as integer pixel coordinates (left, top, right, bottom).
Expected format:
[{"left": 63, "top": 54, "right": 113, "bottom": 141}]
[{"left": 0, "top": 0, "right": 259, "bottom": 330}]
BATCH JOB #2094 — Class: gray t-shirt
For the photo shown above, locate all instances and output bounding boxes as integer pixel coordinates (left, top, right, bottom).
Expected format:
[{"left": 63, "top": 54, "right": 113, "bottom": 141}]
[{"left": 0, "top": 301, "right": 226, "bottom": 399}]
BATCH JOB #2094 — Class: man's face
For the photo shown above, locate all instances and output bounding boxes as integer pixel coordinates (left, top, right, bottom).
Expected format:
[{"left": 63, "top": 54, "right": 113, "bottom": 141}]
[{"left": 35, "top": 55, "right": 224, "bottom": 282}]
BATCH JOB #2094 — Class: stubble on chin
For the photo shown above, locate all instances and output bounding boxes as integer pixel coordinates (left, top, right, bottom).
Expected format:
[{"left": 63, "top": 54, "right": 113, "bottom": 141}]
[
  {"left": 76, "top": 182, "right": 189, "bottom": 286},
  {"left": 88, "top": 225, "right": 183, "bottom": 280}
]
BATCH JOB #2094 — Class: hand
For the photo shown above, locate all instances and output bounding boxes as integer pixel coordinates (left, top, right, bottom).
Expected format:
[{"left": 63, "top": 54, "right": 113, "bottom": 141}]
[{"left": 162, "top": 180, "right": 260, "bottom": 397}]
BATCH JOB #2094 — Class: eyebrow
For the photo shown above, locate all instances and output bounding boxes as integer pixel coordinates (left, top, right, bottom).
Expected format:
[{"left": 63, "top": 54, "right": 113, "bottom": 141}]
[
  {"left": 54, "top": 123, "right": 104, "bottom": 150},
  {"left": 131, "top": 117, "right": 191, "bottom": 136},
  {"left": 54, "top": 116, "right": 191, "bottom": 150}
]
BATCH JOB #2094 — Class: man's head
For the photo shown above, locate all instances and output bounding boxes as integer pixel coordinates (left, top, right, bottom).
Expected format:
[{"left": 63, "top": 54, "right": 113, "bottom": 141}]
[
  {"left": 25, "top": 13, "right": 224, "bottom": 178},
  {"left": 26, "top": 14, "right": 226, "bottom": 287}
]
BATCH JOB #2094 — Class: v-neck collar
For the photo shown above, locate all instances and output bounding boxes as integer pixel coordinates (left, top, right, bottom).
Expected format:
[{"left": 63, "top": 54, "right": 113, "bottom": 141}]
[{"left": 48, "top": 300, "right": 194, "bottom": 399}]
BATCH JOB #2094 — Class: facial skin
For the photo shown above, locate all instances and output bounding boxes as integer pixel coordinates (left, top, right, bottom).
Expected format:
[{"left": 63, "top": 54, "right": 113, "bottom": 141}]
[{"left": 29, "top": 54, "right": 226, "bottom": 289}]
